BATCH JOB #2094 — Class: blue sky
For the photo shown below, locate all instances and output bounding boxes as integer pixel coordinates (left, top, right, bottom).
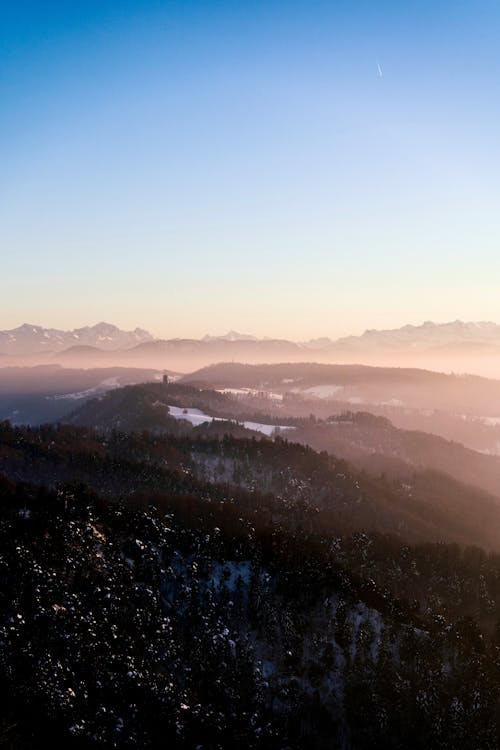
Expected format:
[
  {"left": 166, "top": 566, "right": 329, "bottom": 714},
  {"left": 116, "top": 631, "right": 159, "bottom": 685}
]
[{"left": 1, "top": 0, "right": 500, "bottom": 338}]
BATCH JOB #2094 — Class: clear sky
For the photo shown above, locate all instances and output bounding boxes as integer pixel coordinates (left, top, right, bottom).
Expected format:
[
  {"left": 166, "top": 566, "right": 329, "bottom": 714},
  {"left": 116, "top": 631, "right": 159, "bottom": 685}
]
[{"left": 1, "top": 0, "right": 500, "bottom": 339}]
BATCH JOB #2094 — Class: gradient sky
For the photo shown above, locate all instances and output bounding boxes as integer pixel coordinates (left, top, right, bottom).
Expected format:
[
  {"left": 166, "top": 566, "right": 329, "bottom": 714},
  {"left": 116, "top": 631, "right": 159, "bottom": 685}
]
[{"left": 1, "top": 0, "right": 500, "bottom": 339}]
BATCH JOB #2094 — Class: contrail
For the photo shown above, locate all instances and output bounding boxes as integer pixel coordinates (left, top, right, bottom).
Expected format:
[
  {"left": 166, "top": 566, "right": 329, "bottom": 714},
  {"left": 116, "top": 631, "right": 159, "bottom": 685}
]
[{"left": 376, "top": 59, "right": 383, "bottom": 77}]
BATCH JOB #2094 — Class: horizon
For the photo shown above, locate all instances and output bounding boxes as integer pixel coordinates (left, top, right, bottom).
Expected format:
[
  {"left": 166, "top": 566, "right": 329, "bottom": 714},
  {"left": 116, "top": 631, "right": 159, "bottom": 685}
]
[
  {"left": 2, "top": 1, "right": 500, "bottom": 338},
  {"left": 4, "top": 317, "right": 500, "bottom": 344}
]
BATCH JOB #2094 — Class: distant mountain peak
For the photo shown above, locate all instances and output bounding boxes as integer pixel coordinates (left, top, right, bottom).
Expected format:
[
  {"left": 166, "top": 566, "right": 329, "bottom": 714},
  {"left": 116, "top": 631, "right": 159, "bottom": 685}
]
[
  {"left": 335, "top": 320, "right": 500, "bottom": 351},
  {"left": 92, "top": 321, "right": 120, "bottom": 331},
  {"left": 202, "top": 330, "right": 258, "bottom": 342},
  {"left": 0, "top": 323, "right": 155, "bottom": 356},
  {"left": 19, "top": 323, "right": 43, "bottom": 332}
]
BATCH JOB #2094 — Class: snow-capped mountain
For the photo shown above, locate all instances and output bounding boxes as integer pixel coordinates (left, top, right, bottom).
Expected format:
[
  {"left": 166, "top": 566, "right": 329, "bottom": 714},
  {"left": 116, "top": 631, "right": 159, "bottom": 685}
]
[
  {"left": 194, "top": 322, "right": 500, "bottom": 352},
  {"left": 202, "top": 330, "right": 259, "bottom": 342},
  {"left": 3, "top": 320, "right": 500, "bottom": 376},
  {"left": 333, "top": 320, "right": 500, "bottom": 351},
  {"left": 0, "top": 322, "right": 154, "bottom": 355},
  {"left": 202, "top": 332, "right": 335, "bottom": 348}
]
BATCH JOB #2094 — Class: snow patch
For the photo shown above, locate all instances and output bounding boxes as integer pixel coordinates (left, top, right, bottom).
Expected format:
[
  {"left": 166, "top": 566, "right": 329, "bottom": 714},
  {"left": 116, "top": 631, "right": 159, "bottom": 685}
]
[{"left": 167, "top": 405, "right": 294, "bottom": 436}]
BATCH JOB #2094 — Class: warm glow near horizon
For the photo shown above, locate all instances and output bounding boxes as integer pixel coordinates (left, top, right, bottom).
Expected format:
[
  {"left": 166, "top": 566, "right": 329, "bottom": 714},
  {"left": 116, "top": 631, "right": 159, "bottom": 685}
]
[{"left": 2, "top": 1, "right": 500, "bottom": 338}]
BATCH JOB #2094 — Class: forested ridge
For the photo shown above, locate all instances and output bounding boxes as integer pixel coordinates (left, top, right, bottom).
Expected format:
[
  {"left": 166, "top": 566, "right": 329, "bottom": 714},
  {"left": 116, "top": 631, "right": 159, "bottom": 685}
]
[{"left": 2, "top": 418, "right": 500, "bottom": 747}]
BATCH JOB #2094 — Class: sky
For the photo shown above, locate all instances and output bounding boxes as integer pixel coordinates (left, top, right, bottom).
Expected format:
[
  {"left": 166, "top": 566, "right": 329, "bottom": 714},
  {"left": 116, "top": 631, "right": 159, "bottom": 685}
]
[{"left": 1, "top": 0, "right": 500, "bottom": 340}]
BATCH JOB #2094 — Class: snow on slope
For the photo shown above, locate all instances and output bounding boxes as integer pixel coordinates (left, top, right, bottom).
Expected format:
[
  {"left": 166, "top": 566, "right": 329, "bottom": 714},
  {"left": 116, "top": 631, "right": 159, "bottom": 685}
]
[{"left": 167, "top": 405, "right": 294, "bottom": 436}]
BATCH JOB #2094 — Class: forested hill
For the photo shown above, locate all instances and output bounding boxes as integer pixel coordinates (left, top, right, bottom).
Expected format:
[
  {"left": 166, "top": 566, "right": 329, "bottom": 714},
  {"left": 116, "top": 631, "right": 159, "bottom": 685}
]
[
  {"left": 292, "top": 411, "right": 500, "bottom": 500},
  {"left": 2, "top": 420, "right": 500, "bottom": 552},
  {"left": 0, "top": 458, "right": 500, "bottom": 750},
  {"left": 3, "top": 443, "right": 500, "bottom": 747},
  {"left": 68, "top": 381, "right": 500, "bottom": 500},
  {"left": 181, "top": 361, "right": 500, "bottom": 414},
  {"left": 4, "top": 412, "right": 500, "bottom": 746},
  {"left": 65, "top": 381, "right": 278, "bottom": 433}
]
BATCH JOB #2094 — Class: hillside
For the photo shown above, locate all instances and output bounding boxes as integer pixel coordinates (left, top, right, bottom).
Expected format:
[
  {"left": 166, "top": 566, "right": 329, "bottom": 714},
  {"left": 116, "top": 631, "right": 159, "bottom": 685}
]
[
  {"left": 3, "top": 432, "right": 500, "bottom": 747},
  {"left": 3, "top": 418, "right": 500, "bottom": 552},
  {"left": 182, "top": 362, "right": 500, "bottom": 453},
  {"left": 182, "top": 361, "right": 500, "bottom": 415},
  {"left": 67, "top": 381, "right": 500, "bottom": 508}
]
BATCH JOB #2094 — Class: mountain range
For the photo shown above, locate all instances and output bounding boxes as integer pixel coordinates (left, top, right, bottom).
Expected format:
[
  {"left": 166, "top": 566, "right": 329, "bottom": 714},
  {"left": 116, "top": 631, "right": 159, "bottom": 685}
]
[
  {"left": 334, "top": 320, "right": 500, "bottom": 351},
  {"left": 203, "top": 321, "right": 500, "bottom": 351},
  {"left": 3, "top": 320, "right": 500, "bottom": 375},
  {"left": 4, "top": 319, "right": 500, "bottom": 353},
  {"left": 0, "top": 322, "right": 153, "bottom": 355}
]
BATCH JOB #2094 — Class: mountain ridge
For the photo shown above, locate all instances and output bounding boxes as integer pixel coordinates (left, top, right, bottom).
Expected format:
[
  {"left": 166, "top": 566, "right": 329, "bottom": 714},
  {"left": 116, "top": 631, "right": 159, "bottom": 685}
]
[
  {"left": 4, "top": 319, "right": 500, "bottom": 355},
  {"left": 4, "top": 320, "right": 500, "bottom": 377},
  {"left": 0, "top": 322, "right": 154, "bottom": 355}
]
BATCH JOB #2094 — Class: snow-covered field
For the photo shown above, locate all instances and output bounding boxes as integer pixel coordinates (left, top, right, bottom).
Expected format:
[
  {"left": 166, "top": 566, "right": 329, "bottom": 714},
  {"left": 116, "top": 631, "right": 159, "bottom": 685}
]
[
  {"left": 167, "top": 405, "right": 294, "bottom": 436},
  {"left": 168, "top": 406, "right": 219, "bottom": 426}
]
